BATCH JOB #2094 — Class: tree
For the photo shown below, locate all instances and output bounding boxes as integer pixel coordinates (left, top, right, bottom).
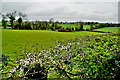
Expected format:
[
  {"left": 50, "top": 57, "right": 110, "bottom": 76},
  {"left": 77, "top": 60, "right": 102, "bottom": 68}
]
[
  {"left": 18, "top": 12, "right": 27, "bottom": 24},
  {"left": 18, "top": 17, "right": 22, "bottom": 29},
  {"left": 6, "top": 11, "right": 17, "bottom": 29},
  {"left": 18, "top": 17, "right": 22, "bottom": 24},
  {"left": 80, "top": 23, "right": 83, "bottom": 30},
  {"left": 49, "top": 18, "right": 54, "bottom": 24},
  {"left": 6, "top": 11, "right": 27, "bottom": 29},
  {"left": 17, "top": 12, "right": 27, "bottom": 29},
  {"left": 90, "top": 24, "right": 93, "bottom": 31},
  {"left": 1, "top": 14, "right": 8, "bottom": 29}
]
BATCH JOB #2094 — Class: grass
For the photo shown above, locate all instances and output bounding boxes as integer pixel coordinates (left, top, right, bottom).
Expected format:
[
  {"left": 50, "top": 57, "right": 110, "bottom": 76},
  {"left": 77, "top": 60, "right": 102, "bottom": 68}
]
[
  {"left": 83, "top": 25, "right": 90, "bottom": 29},
  {"left": 94, "top": 27, "right": 119, "bottom": 33},
  {"left": 0, "top": 23, "right": 2, "bottom": 26},
  {"left": 2, "top": 30, "right": 120, "bottom": 79},
  {"left": 2, "top": 27, "right": 119, "bottom": 79},
  {"left": 60, "top": 24, "right": 90, "bottom": 29},
  {"left": 2, "top": 29, "right": 102, "bottom": 60},
  {"left": 60, "top": 24, "right": 76, "bottom": 28}
]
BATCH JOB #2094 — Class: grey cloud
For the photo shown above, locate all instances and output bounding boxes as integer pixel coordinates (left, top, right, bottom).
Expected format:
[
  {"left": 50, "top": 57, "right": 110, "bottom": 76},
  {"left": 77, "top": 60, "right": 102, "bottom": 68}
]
[
  {"left": 1, "top": 2, "right": 118, "bottom": 23},
  {"left": 2, "top": 0, "right": 120, "bottom": 2},
  {"left": 2, "top": 2, "right": 32, "bottom": 13}
]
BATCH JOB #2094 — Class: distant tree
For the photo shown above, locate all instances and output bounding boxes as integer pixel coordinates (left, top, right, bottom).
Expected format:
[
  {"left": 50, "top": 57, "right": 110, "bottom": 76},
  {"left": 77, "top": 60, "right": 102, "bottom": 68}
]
[
  {"left": 90, "top": 24, "right": 93, "bottom": 31},
  {"left": 6, "top": 11, "right": 27, "bottom": 29},
  {"left": 1, "top": 14, "right": 8, "bottom": 29},
  {"left": 49, "top": 18, "right": 54, "bottom": 24},
  {"left": 80, "top": 23, "right": 83, "bottom": 30},
  {"left": 18, "top": 12, "right": 27, "bottom": 29},
  {"left": 72, "top": 27, "right": 74, "bottom": 31},
  {"left": 6, "top": 11, "right": 17, "bottom": 28},
  {"left": 18, "top": 17, "right": 22, "bottom": 24},
  {"left": 75, "top": 27, "right": 80, "bottom": 31},
  {"left": 18, "top": 12, "right": 27, "bottom": 24}
]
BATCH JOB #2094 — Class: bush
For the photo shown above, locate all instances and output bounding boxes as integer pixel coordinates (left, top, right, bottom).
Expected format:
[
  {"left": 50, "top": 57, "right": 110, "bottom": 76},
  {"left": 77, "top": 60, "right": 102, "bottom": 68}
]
[
  {"left": 86, "top": 28, "right": 90, "bottom": 31},
  {"left": 13, "top": 24, "right": 19, "bottom": 29},
  {"left": 66, "top": 27, "right": 72, "bottom": 32},
  {"left": 55, "top": 23, "right": 60, "bottom": 29},
  {"left": 80, "top": 23, "right": 83, "bottom": 30},
  {"left": 90, "top": 24, "right": 93, "bottom": 30},
  {"left": 24, "top": 23, "right": 32, "bottom": 30},
  {"left": 75, "top": 27, "right": 80, "bottom": 31},
  {"left": 55, "top": 25, "right": 62, "bottom": 30},
  {"left": 72, "top": 27, "right": 74, "bottom": 31},
  {"left": 46, "top": 26, "right": 50, "bottom": 30},
  {"left": 58, "top": 27, "right": 71, "bottom": 32},
  {"left": 2, "top": 19, "right": 7, "bottom": 29},
  {"left": 94, "top": 24, "right": 99, "bottom": 29},
  {"left": 50, "top": 26, "right": 56, "bottom": 31},
  {"left": 41, "top": 26, "right": 46, "bottom": 30}
]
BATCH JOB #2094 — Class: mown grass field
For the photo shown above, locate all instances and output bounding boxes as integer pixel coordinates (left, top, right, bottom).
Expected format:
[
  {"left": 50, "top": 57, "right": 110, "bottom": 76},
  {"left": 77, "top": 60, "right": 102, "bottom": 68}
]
[
  {"left": 94, "top": 27, "right": 119, "bottom": 33},
  {"left": 2, "top": 29, "right": 102, "bottom": 60},
  {"left": 0, "top": 22, "right": 2, "bottom": 26},
  {"left": 2, "top": 26, "right": 119, "bottom": 60},
  {"left": 2, "top": 28, "right": 102, "bottom": 78},
  {"left": 60, "top": 24, "right": 90, "bottom": 29}
]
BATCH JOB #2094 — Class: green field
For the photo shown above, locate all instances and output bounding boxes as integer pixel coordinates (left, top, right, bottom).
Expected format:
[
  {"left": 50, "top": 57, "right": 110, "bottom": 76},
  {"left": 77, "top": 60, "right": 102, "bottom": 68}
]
[
  {"left": 94, "top": 27, "right": 119, "bottom": 33},
  {"left": 2, "top": 29, "right": 102, "bottom": 60},
  {"left": 2, "top": 25, "right": 120, "bottom": 79},
  {"left": 2, "top": 28, "right": 120, "bottom": 79},
  {"left": 2, "top": 26, "right": 119, "bottom": 60},
  {"left": 60, "top": 24, "right": 90, "bottom": 29},
  {"left": 0, "top": 23, "right": 2, "bottom": 26}
]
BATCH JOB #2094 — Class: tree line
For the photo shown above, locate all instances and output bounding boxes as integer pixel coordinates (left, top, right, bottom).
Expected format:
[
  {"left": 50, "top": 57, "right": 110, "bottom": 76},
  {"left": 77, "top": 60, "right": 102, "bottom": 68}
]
[{"left": 1, "top": 11, "right": 119, "bottom": 32}]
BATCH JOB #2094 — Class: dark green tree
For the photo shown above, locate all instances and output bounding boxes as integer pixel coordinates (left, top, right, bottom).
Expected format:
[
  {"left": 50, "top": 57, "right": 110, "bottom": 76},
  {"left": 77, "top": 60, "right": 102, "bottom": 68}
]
[
  {"left": 6, "top": 11, "right": 17, "bottom": 29},
  {"left": 49, "top": 18, "right": 54, "bottom": 24},
  {"left": 18, "top": 17, "right": 22, "bottom": 24},
  {"left": 80, "top": 23, "right": 83, "bottom": 30},
  {"left": 90, "top": 24, "right": 93, "bottom": 31},
  {"left": 1, "top": 14, "right": 8, "bottom": 29},
  {"left": 18, "top": 12, "right": 27, "bottom": 29},
  {"left": 6, "top": 11, "right": 27, "bottom": 29}
]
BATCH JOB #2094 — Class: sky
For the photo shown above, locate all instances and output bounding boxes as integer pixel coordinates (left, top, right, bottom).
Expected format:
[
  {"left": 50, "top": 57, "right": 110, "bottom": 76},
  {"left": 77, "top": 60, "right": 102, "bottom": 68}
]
[{"left": 0, "top": 0, "right": 120, "bottom": 23}]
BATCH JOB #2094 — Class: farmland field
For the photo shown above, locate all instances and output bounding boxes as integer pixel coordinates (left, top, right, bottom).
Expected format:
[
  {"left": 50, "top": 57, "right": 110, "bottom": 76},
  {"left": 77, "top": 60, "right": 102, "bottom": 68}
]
[
  {"left": 2, "top": 26, "right": 120, "bottom": 79},
  {"left": 60, "top": 24, "right": 90, "bottom": 29},
  {"left": 0, "top": 22, "right": 2, "bottom": 26},
  {"left": 94, "top": 27, "right": 119, "bottom": 33},
  {"left": 2, "top": 29, "right": 101, "bottom": 60}
]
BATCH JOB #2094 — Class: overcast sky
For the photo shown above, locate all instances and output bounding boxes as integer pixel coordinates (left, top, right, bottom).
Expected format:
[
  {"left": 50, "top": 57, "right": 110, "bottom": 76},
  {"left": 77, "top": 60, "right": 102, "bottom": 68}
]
[{"left": 1, "top": 0, "right": 120, "bottom": 23}]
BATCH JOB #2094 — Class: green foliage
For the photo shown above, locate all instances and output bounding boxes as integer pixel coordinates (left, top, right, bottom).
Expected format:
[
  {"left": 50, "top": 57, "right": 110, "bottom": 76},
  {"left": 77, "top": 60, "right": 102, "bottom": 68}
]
[
  {"left": 66, "top": 27, "right": 72, "bottom": 31},
  {"left": 2, "top": 19, "right": 7, "bottom": 29},
  {"left": 18, "top": 17, "right": 22, "bottom": 24},
  {"left": 2, "top": 15, "right": 8, "bottom": 29},
  {"left": 90, "top": 24, "right": 93, "bottom": 31},
  {"left": 13, "top": 23, "right": 20, "bottom": 29},
  {"left": 80, "top": 23, "right": 84, "bottom": 30},
  {"left": 5, "top": 11, "right": 27, "bottom": 29},
  {"left": 86, "top": 28, "right": 90, "bottom": 31},
  {"left": 6, "top": 11, "right": 17, "bottom": 28},
  {"left": 58, "top": 27, "right": 68, "bottom": 32},
  {"left": 2, "top": 33, "right": 120, "bottom": 79},
  {"left": 24, "top": 23, "right": 32, "bottom": 30},
  {"left": 75, "top": 27, "right": 80, "bottom": 31}
]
